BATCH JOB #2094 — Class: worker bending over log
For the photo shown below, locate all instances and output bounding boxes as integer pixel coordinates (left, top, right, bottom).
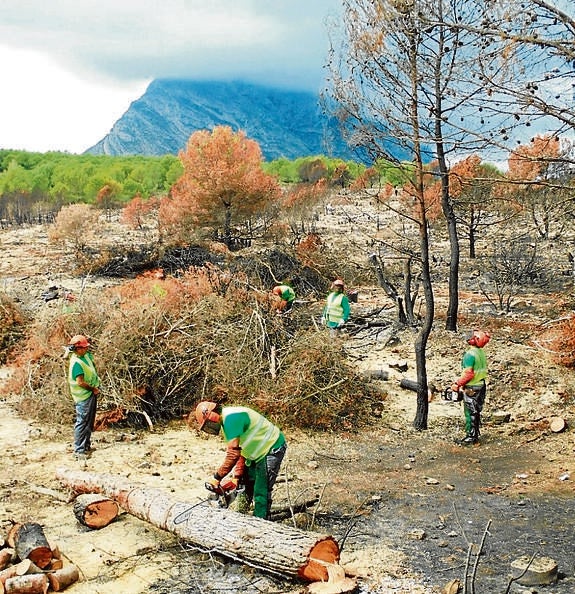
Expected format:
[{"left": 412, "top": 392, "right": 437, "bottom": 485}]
[{"left": 192, "top": 402, "right": 287, "bottom": 520}]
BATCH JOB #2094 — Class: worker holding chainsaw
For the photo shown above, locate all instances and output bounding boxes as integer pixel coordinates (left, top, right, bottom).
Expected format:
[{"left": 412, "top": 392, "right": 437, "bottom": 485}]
[
  {"left": 193, "top": 402, "right": 287, "bottom": 520},
  {"left": 451, "top": 329, "right": 491, "bottom": 445}
]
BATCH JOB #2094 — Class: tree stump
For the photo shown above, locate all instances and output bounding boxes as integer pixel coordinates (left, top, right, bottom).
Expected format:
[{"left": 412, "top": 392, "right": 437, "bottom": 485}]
[
  {"left": 12, "top": 524, "right": 52, "bottom": 570},
  {"left": 4, "top": 573, "right": 48, "bottom": 594},
  {"left": 511, "top": 555, "right": 558, "bottom": 585},
  {"left": 549, "top": 417, "right": 566, "bottom": 433},
  {"left": 47, "top": 565, "right": 80, "bottom": 591},
  {"left": 73, "top": 494, "right": 119, "bottom": 529}
]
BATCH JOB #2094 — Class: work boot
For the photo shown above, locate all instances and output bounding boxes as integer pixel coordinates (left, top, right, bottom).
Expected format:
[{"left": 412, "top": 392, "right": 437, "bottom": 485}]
[{"left": 459, "top": 434, "right": 478, "bottom": 445}]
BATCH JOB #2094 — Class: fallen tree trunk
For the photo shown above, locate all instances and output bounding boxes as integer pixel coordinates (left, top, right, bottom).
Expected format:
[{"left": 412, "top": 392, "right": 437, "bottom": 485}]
[
  {"left": 399, "top": 378, "right": 436, "bottom": 401},
  {"left": 55, "top": 468, "right": 340, "bottom": 582}
]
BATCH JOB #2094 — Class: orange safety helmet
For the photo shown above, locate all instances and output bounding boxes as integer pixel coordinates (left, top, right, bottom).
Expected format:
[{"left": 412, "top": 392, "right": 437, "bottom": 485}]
[
  {"left": 466, "top": 330, "right": 491, "bottom": 348},
  {"left": 194, "top": 401, "right": 220, "bottom": 430},
  {"left": 69, "top": 334, "right": 90, "bottom": 348}
]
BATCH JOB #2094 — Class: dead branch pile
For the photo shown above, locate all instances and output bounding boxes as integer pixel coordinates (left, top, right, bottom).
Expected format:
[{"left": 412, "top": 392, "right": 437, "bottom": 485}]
[
  {"left": 0, "top": 294, "right": 28, "bottom": 365},
  {"left": 4, "top": 247, "right": 384, "bottom": 431},
  {"left": 88, "top": 244, "right": 224, "bottom": 278},
  {"left": 232, "top": 247, "right": 329, "bottom": 299}
]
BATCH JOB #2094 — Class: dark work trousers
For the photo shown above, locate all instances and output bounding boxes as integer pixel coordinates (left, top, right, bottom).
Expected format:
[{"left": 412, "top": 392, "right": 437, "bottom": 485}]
[
  {"left": 463, "top": 381, "right": 486, "bottom": 438},
  {"left": 244, "top": 442, "right": 287, "bottom": 519},
  {"left": 74, "top": 393, "right": 97, "bottom": 454}
]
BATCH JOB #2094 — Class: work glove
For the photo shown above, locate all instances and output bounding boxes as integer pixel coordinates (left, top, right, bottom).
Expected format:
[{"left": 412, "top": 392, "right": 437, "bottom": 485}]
[
  {"left": 220, "top": 476, "right": 239, "bottom": 492},
  {"left": 337, "top": 321, "right": 345, "bottom": 328},
  {"left": 205, "top": 476, "right": 222, "bottom": 494}
]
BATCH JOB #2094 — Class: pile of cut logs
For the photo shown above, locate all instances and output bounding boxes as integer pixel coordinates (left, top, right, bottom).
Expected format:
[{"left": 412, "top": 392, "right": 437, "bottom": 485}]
[{"left": 0, "top": 523, "right": 79, "bottom": 593}]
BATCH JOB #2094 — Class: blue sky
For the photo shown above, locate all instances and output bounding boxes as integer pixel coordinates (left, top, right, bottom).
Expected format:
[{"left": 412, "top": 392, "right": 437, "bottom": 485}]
[{"left": 0, "top": 1, "right": 339, "bottom": 153}]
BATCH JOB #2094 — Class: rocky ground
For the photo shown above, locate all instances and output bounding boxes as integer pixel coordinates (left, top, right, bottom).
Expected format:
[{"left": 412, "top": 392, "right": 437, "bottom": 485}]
[{"left": 1, "top": 206, "right": 574, "bottom": 593}]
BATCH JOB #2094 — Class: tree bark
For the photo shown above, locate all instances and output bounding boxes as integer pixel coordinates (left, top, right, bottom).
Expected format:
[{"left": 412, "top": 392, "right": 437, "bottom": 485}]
[
  {"left": 55, "top": 468, "right": 340, "bottom": 582},
  {"left": 73, "top": 494, "right": 119, "bottom": 529}
]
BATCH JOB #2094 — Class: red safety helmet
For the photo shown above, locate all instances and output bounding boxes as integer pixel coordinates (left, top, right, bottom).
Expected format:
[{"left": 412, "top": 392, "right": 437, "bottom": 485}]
[
  {"left": 194, "top": 401, "right": 220, "bottom": 431},
  {"left": 69, "top": 334, "right": 90, "bottom": 348},
  {"left": 467, "top": 330, "right": 491, "bottom": 348}
]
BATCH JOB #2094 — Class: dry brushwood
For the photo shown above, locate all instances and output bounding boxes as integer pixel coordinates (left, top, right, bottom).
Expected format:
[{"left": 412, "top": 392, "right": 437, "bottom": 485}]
[{"left": 9, "top": 249, "right": 380, "bottom": 431}]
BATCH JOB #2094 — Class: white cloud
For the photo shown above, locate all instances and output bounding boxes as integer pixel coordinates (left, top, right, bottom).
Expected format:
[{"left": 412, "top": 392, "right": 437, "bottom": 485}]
[
  {"left": 0, "top": 45, "right": 149, "bottom": 153},
  {"left": 0, "top": 1, "right": 339, "bottom": 152}
]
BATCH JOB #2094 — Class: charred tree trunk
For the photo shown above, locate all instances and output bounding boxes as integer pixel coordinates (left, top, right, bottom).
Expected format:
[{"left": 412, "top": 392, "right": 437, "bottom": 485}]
[
  {"left": 56, "top": 468, "right": 340, "bottom": 582},
  {"left": 368, "top": 253, "right": 407, "bottom": 324},
  {"left": 13, "top": 524, "right": 52, "bottom": 570}
]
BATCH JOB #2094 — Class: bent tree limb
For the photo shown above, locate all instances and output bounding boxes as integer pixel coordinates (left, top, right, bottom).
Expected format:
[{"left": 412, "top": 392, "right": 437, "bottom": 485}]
[{"left": 55, "top": 468, "right": 340, "bottom": 582}]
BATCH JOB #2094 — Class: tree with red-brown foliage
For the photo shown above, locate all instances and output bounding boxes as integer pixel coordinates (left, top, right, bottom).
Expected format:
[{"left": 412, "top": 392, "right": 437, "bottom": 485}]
[
  {"left": 504, "top": 135, "right": 574, "bottom": 240},
  {"left": 121, "top": 193, "right": 160, "bottom": 230},
  {"left": 159, "top": 126, "right": 281, "bottom": 248}
]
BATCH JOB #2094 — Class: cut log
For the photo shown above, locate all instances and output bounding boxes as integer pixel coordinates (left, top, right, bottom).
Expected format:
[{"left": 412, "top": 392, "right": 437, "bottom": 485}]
[
  {"left": 56, "top": 467, "right": 340, "bottom": 582},
  {"left": 9, "top": 560, "right": 42, "bottom": 576},
  {"left": 48, "top": 559, "right": 63, "bottom": 571},
  {"left": 511, "top": 555, "right": 558, "bottom": 585},
  {"left": 4, "top": 573, "right": 48, "bottom": 594},
  {"left": 73, "top": 494, "right": 119, "bottom": 529},
  {"left": 0, "top": 560, "right": 42, "bottom": 585},
  {"left": 47, "top": 565, "right": 79, "bottom": 591},
  {"left": 549, "top": 417, "right": 566, "bottom": 433},
  {"left": 0, "top": 549, "right": 13, "bottom": 571},
  {"left": 12, "top": 524, "right": 52, "bottom": 570}
]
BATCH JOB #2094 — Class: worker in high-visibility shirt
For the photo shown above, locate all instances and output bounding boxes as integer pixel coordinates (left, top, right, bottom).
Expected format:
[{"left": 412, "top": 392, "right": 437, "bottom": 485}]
[
  {"left": 193, "top": 402, "right": 287, "bottom": 520},
  {"left": 321, "top": 279, "right": 350, "bottom": 337}
]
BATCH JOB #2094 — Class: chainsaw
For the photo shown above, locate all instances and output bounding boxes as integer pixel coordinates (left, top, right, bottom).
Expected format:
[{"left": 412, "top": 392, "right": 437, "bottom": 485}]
[
  {"left": 441, "top": 386, "right": 463, "bottom": 402},
  {"left": 204, "top": 477, "right": 242, "bottom": 508}
]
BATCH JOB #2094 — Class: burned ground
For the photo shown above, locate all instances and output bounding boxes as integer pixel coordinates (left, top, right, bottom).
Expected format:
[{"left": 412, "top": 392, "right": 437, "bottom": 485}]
[{"left": 0, "top": 194, "right": 574, "bottom": 593}]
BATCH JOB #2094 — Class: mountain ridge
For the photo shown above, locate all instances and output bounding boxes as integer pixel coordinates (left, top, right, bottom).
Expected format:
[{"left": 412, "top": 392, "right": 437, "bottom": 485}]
[{"left": 85, "top": 79, "right": 360, "bottom": 161}]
